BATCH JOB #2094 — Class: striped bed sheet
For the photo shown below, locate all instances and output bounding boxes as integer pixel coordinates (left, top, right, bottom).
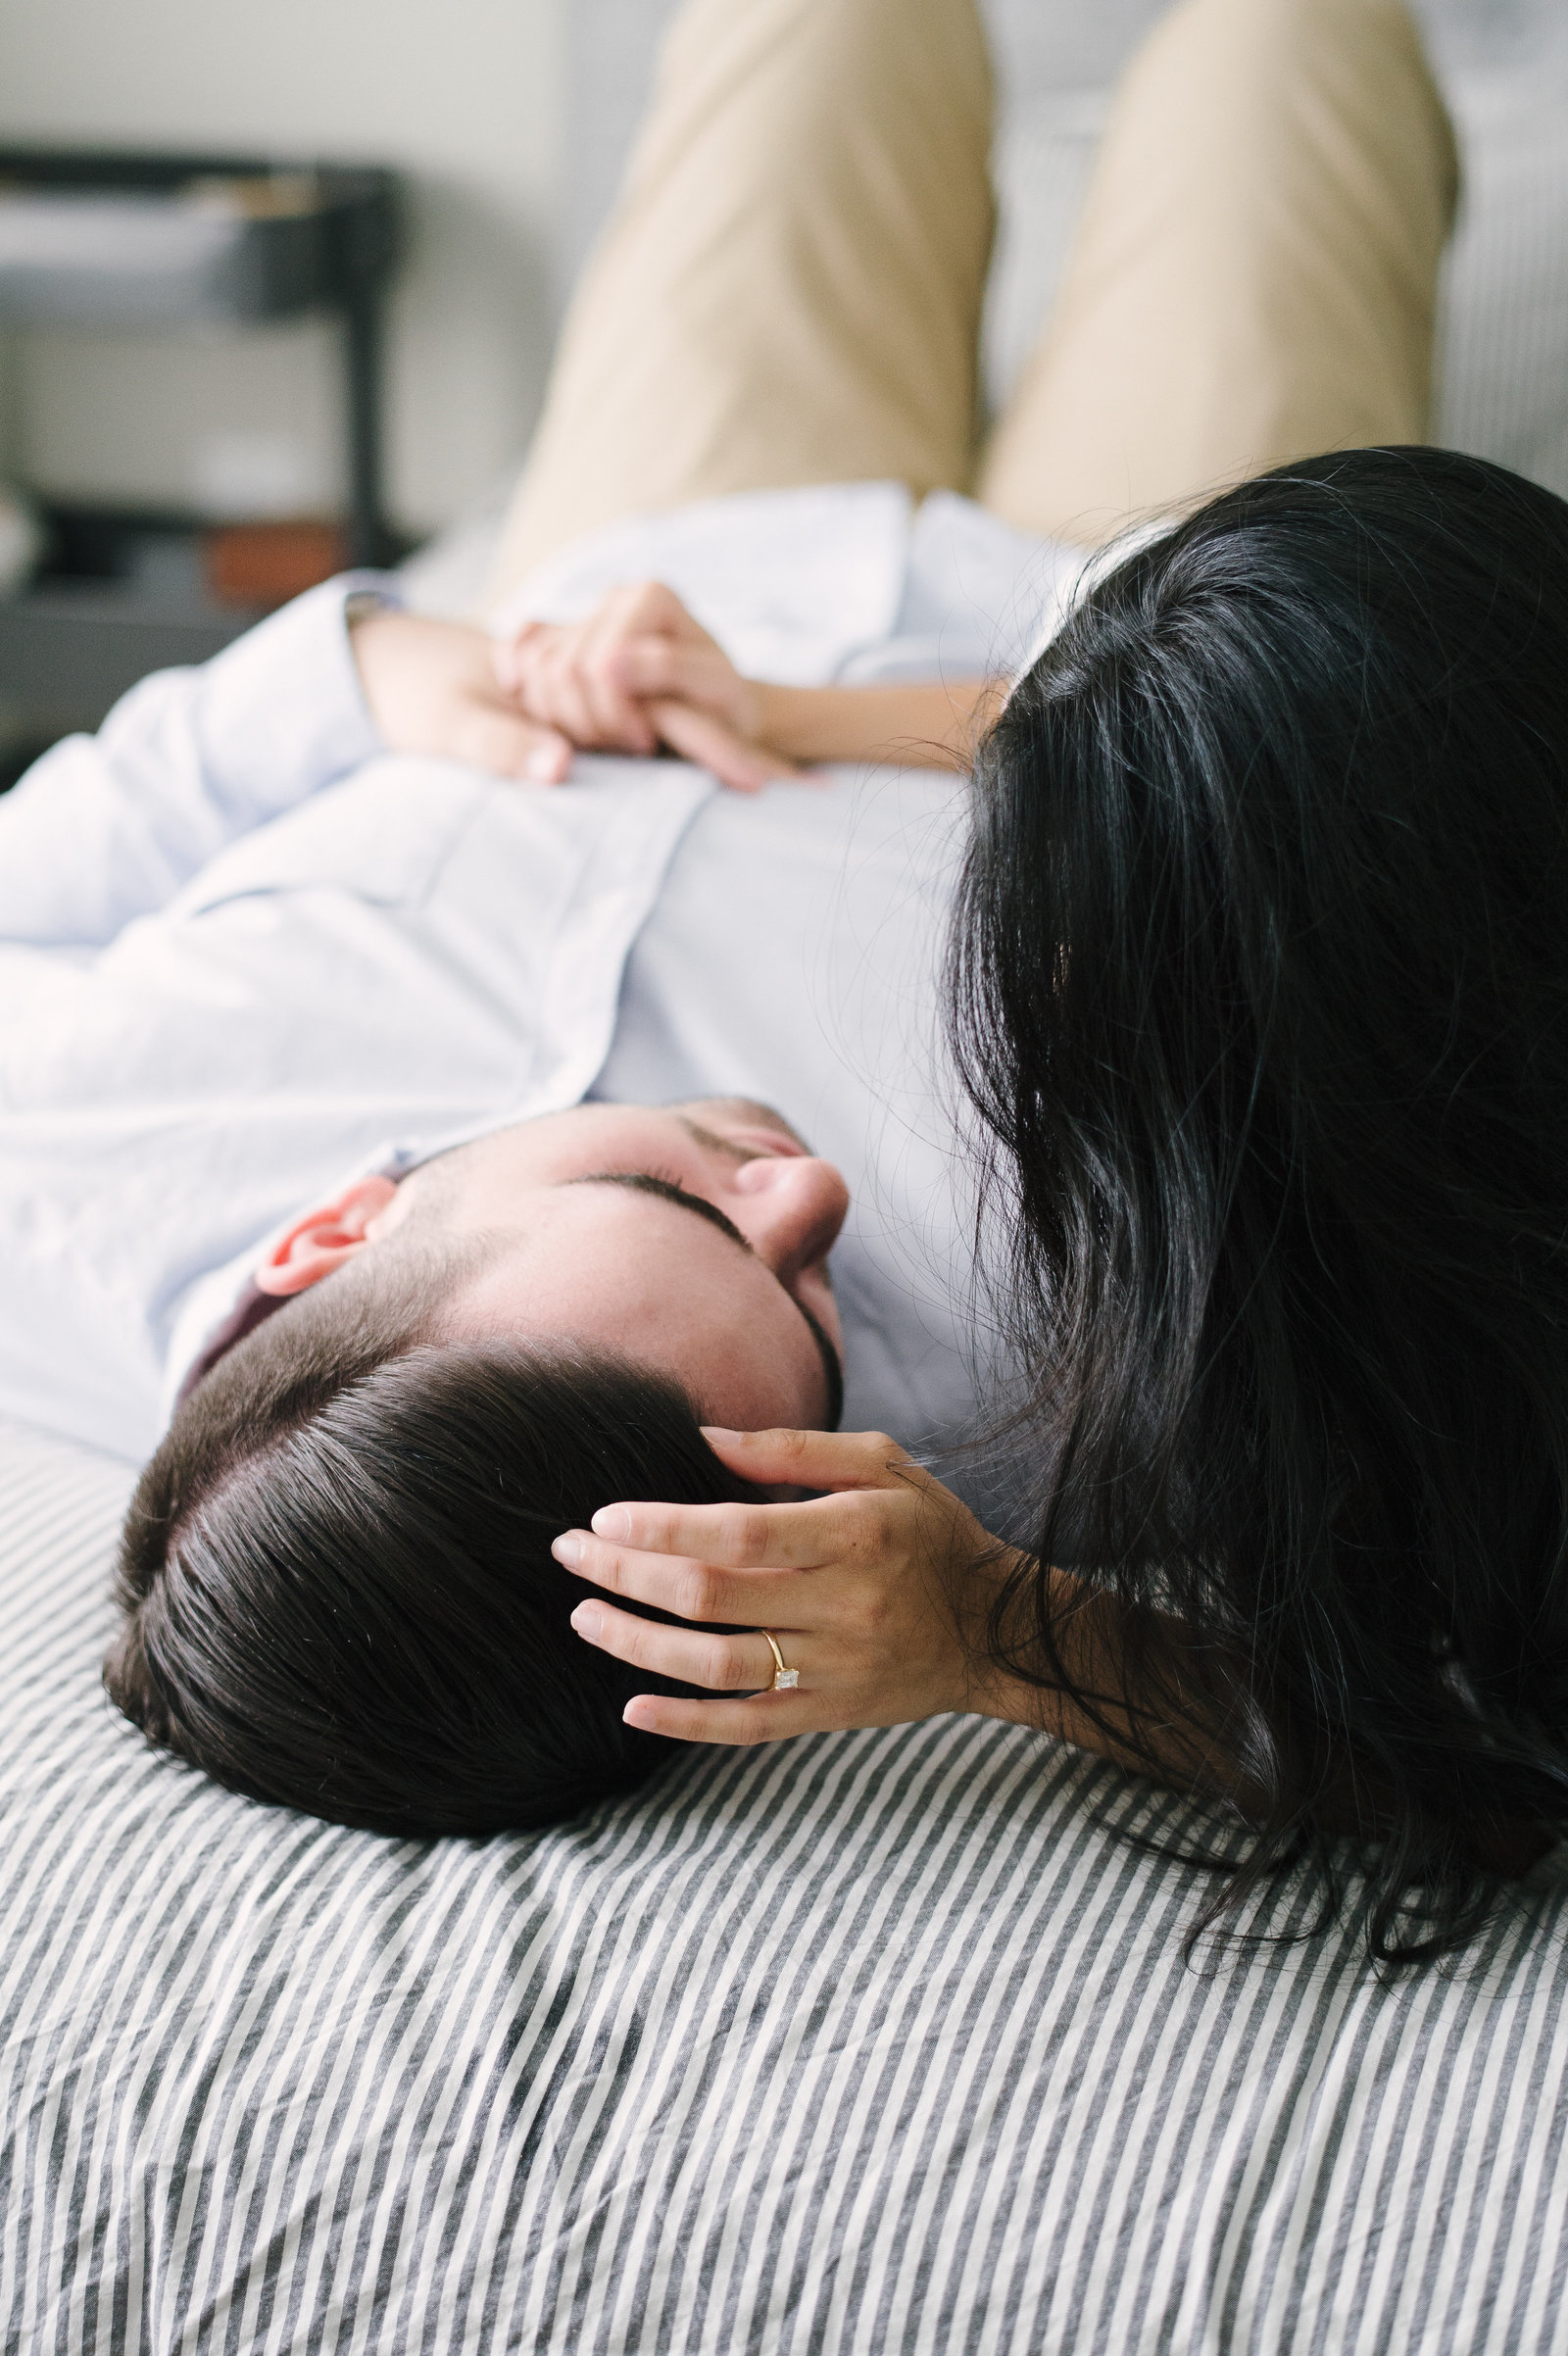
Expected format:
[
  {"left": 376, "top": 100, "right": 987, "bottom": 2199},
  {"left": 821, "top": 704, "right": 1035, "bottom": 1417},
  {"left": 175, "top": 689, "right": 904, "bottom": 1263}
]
[{"left": 2, "top": 1412, "right": 1567, "bottom": 2355}]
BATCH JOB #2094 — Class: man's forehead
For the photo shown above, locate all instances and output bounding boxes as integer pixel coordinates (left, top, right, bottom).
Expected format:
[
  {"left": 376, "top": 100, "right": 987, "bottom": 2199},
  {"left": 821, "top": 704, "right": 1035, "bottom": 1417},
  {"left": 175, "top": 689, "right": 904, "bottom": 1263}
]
[{"left": 556, "top": 1172, "right": 845, "bottom": 1426}]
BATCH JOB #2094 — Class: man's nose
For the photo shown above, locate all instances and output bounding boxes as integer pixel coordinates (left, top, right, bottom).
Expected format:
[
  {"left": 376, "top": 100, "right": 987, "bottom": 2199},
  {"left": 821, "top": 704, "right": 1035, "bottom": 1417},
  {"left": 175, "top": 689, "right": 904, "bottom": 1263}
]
[{"left": 728, "top": 1155, "right": 850, "bottom": 1279}]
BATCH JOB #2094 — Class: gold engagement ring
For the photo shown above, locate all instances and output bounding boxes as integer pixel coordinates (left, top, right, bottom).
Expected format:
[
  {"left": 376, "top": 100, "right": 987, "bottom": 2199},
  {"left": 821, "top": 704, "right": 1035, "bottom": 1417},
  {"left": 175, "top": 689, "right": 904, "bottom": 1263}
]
[{"left": 760, "top": 1630, "right": 799, "bottom": 1692}]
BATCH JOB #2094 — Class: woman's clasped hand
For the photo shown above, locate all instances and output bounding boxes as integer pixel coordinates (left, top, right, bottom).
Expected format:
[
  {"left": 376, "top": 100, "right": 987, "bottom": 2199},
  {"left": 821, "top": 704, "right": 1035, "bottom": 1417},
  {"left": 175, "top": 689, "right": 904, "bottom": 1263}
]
[
  {"left": 492, "top": 580, "right": 802, "bottom": 793},
  {"left": 349, "top": 584, "right": 995, "bottom": 791},
  {"left": 348, "top": 584, "right": 799, "bottom": 795},
  {"left": 552, "top": 1427, "right": 1026, "bottom": 1743}
]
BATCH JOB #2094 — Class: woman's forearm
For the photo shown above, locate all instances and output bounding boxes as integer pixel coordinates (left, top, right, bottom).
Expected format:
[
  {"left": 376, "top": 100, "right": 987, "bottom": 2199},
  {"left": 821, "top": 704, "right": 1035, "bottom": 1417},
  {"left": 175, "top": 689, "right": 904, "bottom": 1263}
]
[
  {"left": 967, "top": 1559, "right": 1230, "bottom": 1794},
  {"left": 752, "top": 679, "right": 1003, "bottom": 770}
]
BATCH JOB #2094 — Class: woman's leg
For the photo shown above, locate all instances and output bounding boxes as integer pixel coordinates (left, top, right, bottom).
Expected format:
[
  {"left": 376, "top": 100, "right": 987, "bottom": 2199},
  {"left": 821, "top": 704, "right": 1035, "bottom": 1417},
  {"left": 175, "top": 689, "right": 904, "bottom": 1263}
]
[
  {"left": 487, "top": 0, "right": 994, "bottom": 601},
  {"left": 977, "top": 0, "right": 1459, "bottom": 548}
]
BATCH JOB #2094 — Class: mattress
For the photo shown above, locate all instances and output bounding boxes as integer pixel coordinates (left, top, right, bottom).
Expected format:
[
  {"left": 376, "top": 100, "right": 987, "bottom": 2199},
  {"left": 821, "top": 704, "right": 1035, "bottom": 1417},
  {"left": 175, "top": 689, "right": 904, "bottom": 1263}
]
[{"left": 4, "top": 1414, "right": 1567, "bottom": 2354}]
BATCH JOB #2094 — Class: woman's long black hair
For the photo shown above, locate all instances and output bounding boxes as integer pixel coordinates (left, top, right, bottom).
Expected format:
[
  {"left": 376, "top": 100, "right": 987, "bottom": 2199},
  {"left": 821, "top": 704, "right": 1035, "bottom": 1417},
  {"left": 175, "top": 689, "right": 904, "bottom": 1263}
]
[{"left": 950, "top": 447, "right": 1568, "bottom": 1960}]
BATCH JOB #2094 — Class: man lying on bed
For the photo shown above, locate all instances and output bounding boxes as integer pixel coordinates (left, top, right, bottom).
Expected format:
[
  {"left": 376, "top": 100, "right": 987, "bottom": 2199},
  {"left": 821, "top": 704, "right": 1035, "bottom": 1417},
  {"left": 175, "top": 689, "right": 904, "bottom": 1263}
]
[{"left": 0, "top": 524, "right": 1040, "bottom": 1835}]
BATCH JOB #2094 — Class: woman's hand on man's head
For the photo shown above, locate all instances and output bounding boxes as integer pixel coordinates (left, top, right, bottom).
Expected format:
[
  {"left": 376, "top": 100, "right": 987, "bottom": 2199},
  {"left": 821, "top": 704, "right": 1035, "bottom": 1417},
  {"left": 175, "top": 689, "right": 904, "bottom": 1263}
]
[
  {"left": 492, "top": 580, "right": 800, "bottom": 794},
  {"left": 552, "top": 1427, "right": 1025, "bottom": 1743}
]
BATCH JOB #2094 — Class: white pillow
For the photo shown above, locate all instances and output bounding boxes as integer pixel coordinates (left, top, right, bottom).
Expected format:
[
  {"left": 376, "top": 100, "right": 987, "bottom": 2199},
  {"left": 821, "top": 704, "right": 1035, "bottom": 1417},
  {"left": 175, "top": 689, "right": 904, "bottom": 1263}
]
[
  {"left": 980, "top": 91, "right": 1105, "bottom": 428},
  {"left": 1437, "top": 76, "right": 1568, "bottom": 502}
]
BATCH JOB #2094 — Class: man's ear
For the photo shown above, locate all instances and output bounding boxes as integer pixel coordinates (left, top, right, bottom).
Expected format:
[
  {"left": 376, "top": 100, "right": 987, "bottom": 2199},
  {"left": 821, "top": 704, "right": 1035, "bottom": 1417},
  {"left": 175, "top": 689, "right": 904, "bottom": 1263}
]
[{"left": 253, "top": 1175, "right": 401, "bottom": 1298}]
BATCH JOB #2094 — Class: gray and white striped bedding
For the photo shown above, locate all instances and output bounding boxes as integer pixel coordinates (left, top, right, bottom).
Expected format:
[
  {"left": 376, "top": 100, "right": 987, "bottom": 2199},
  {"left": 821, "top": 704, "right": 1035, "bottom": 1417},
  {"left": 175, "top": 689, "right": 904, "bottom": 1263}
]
[{"left": 3, "top": 1414, "right": 1568, "bottom": 2353}]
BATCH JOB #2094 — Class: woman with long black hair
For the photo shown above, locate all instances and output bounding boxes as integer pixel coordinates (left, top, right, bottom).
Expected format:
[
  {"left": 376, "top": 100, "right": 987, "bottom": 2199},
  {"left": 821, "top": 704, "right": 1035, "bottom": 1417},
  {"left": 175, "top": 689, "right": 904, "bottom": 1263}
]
[
  {"left": 556, "top": 440, "right": 1568, "bottom": 1962},
  {"left": 949, "top": 442, "right": 1568, "bottom": 1945}
]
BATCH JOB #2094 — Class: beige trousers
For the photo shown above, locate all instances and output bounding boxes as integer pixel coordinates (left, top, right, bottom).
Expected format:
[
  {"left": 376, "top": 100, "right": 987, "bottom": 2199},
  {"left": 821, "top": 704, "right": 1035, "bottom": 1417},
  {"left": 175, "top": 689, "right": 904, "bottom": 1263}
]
[{"left": 487, "top": 0, "right": 1459, "bottom": 603}]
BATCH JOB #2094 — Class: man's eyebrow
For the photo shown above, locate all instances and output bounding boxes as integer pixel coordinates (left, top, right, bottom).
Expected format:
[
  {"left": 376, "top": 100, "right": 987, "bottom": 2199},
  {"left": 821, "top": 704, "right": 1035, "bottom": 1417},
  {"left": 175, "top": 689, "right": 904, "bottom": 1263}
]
[
  {"left": 563, "top": 1171, "right": 845, "bottom": 1428},
  {"left": 570, "top": 1170, "right": 752, "bottom": 1247}
]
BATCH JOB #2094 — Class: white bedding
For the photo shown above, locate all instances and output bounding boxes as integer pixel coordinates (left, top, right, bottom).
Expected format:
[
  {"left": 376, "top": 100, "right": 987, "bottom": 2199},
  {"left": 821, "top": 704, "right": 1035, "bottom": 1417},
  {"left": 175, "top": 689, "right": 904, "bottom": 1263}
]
[{"left": 3, "top": 1413, "right": 1567, "bottom": 2353}]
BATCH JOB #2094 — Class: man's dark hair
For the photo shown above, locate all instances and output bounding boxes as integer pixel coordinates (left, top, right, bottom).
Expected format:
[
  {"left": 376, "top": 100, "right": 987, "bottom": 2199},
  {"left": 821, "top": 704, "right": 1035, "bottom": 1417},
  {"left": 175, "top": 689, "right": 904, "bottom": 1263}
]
[
  {"left": 106, "top": 1239, "right": 765, "bottom": 1837},
  {"left": 951, "top": 446, "right": 1568, "bottom": 1961}
]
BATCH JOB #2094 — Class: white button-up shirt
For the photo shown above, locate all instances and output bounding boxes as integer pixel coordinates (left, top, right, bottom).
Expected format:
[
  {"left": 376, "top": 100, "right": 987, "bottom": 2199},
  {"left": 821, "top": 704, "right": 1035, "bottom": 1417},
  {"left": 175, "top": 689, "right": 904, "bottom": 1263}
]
[{"left": 0, "top": 485, "right": 1076, "bottom": 1478}]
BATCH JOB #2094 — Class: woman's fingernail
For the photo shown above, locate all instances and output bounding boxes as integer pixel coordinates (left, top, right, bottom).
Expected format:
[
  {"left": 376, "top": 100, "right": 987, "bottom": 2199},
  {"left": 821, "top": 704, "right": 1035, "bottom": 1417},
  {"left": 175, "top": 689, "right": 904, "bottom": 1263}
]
[
  {"left": 526, "top": 746, "right": 562, "bottom": 782},
  {"left": 700, "top": 1427, "right": 743, "bottom": 1444},
  {"left": 552, "top": 1533, "right": 583, "bottom": 1567},
  {"left": 571, "top": 1602, "right": 603, "bottom": 1640},
  {"left": 591, "top": 1505, "right": 631, "bottom": 1541}
]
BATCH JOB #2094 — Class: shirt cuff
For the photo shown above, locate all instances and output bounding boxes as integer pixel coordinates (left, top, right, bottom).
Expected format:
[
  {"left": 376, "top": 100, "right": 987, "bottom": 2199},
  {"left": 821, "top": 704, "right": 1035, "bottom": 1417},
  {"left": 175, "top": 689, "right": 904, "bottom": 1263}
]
[{"left": 192, "top": 570, "right": 406, "bottom": 830}]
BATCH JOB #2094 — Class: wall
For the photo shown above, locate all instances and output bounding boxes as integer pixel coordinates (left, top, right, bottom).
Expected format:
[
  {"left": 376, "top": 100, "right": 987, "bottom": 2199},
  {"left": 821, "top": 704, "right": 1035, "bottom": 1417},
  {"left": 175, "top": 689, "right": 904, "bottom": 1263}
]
[{"left": 0, "top": 0, "right": 564, "bottom": 538}]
